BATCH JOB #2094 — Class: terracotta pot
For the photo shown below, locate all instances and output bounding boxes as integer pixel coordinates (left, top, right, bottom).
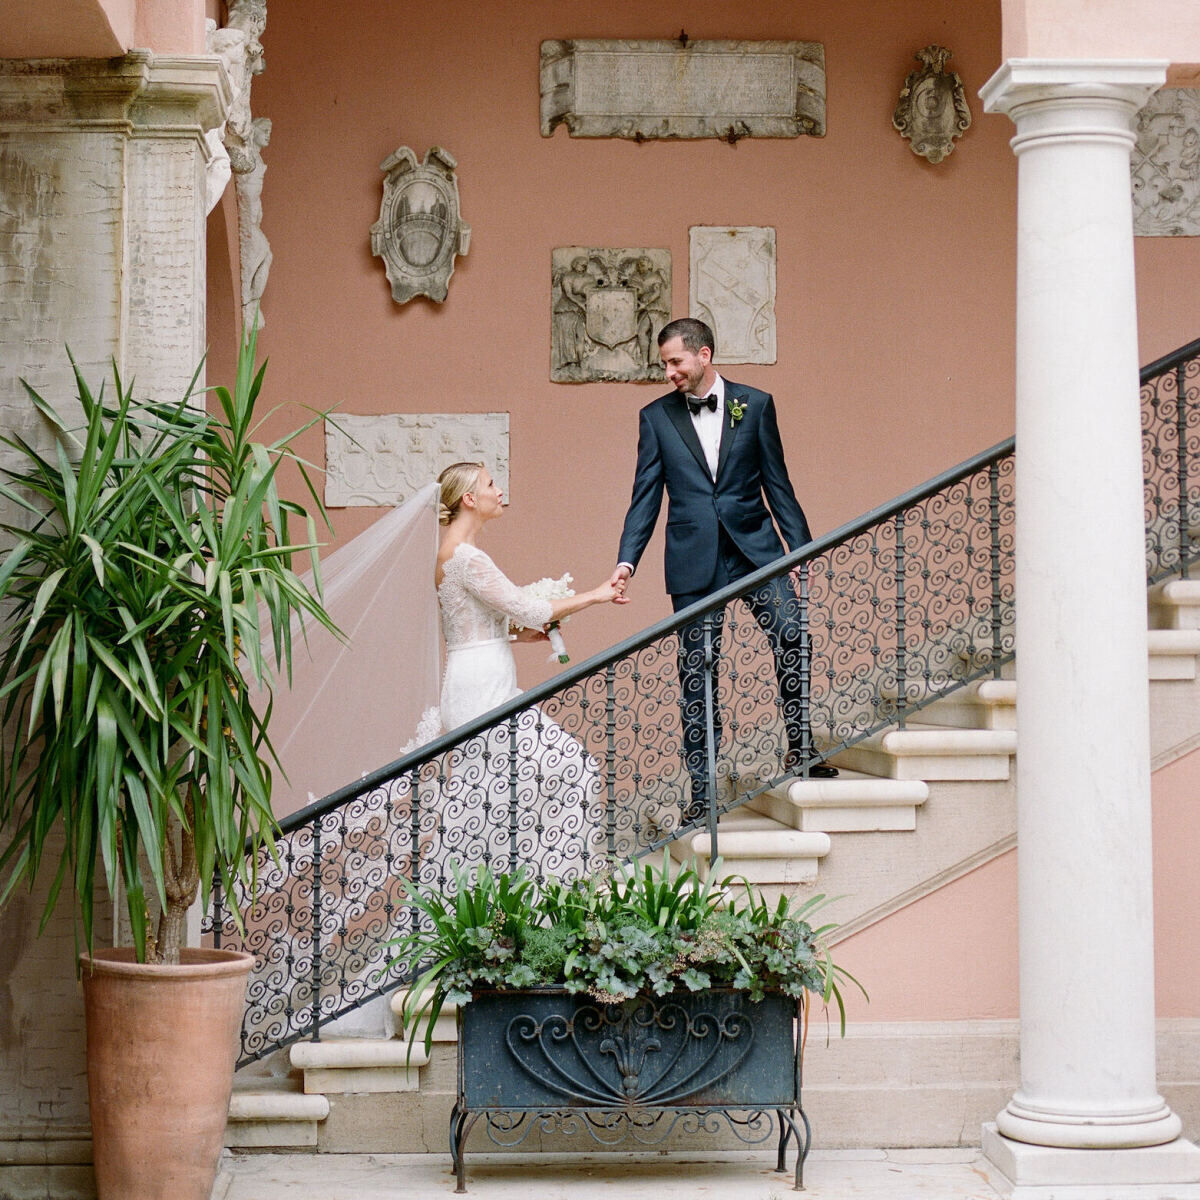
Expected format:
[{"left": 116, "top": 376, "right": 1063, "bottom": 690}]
[{"left": 80, "top": 946, "right": 253, "bottom": 1200}]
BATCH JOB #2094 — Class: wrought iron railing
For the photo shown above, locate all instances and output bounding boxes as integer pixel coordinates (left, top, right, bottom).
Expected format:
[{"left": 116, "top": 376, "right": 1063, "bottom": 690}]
[
  {"left": 207, "top": 337, "right": 1200, "bottom": 1067},
  {"left": 1143, "top": 336, "right": 1200, "bottom": 583}
]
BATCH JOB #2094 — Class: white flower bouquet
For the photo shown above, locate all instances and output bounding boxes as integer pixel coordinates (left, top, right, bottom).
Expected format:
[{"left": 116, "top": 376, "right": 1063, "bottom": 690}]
[{"left": 515, "top": 573, "right": 574, "bottom": 663}]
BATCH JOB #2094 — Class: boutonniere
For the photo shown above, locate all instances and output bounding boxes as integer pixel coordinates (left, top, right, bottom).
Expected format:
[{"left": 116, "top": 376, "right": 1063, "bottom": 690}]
[{"left": 726, "top": 395, "right": 746, "bottom": 429}]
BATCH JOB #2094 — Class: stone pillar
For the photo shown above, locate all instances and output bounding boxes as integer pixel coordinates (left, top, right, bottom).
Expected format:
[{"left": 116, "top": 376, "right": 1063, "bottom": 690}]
[
  {"left": 0, "top": 53, "right": 228, "bottom": 426},
  {"left": 980, "top": 59, "right": 1200, "bottom": 1197},
  {"left": 0, "top": 51, "right": 228, "bottom": 1198}
]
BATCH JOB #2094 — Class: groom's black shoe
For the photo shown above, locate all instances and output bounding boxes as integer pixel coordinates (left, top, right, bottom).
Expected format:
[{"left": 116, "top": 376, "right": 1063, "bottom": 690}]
[
  {"left": 783, "top": 748, "right": 839, "bottom": 779},
  {"left": 682, "top": 789, "right": 709, "bottom": 825},
  {"left": 807, "top": 763, "right": 839, "bottom": 778}
]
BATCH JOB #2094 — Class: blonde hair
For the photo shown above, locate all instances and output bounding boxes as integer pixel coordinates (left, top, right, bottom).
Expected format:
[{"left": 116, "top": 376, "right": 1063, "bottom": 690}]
[{"left": 437, "top": 461, "right": 484, "bottom": 526}]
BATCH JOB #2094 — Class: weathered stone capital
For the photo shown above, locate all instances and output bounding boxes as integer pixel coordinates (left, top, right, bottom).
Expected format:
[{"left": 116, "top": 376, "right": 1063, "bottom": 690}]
[
  {"left": 0, "top": 52, "right": 231, "bottom": 137},
  {"left": 980, "top": 59, "right": 1166, "bottom": 149}
]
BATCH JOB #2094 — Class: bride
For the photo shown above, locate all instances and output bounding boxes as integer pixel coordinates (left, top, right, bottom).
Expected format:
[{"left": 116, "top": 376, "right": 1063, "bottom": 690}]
[
  {"left": 435, "top": 461, "right": 624, "bottom": 729},
  {"left": 423, "top": 461, "right": 624, "bottom": 878}
]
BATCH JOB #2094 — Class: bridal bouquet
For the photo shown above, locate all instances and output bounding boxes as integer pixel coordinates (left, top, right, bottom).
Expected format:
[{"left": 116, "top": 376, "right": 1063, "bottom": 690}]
[{"left": 516, "top": 573, "right": 573, "bottom": 663}]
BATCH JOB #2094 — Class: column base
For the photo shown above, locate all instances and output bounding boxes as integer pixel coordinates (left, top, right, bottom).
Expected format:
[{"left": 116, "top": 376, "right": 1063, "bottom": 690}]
[
  {"left": 983, "top": 1123, "right": 1200, "bottom": 1199},
  {"left": 998, "top": 1096, "right": 1182, "bottom": 1149}
]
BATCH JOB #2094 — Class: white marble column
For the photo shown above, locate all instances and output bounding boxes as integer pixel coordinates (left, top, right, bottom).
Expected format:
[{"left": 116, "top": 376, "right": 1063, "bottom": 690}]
[{"left": 980, "top": 59, "right": 1200, "bottom": 1197}]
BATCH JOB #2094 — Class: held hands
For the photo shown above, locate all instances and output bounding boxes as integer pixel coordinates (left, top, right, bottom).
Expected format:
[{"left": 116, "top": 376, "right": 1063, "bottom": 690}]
[
  {"left": 607, "top": 564, "right": 632, "bottom": 603},
  {"left": 592, "top": 574, "right": 629, "bottom": 606}
]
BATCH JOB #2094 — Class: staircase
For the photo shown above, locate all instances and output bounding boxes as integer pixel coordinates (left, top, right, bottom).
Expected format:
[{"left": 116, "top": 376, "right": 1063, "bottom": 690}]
[
  {"left": 216, "top": 336, "right": 1200, "bottom": 1154},
  {"left": 223, "top": 570, "right": 1200, "bottom": 1153}
]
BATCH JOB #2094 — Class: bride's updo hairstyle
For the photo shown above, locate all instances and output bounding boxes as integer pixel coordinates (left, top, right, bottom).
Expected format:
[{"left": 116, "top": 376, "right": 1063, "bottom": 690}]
[{"left": 437, "top": 461, "right": 484, "bottom": 526}]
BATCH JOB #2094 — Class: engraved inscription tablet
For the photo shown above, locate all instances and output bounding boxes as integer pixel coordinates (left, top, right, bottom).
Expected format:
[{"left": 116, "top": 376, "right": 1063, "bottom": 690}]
[
  {"left": 690, "top": 227, "right": 777, "bottom": 365},
  {"left": 552, "top": 247, "right": 670, "bottom": 383},
  {"left": 1133, "top": 88, "right": 1200, "bottom": 236},
  {"left": 325, "top": 413, "right": 508, "bottom": 507},
  {"left": 541, "top": 39, "right": 825, "bottom": 141}
]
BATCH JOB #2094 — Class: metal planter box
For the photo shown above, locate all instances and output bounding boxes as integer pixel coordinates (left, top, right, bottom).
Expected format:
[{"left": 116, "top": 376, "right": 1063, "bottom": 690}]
[{"left": 451, "top": 988, "right": 809, "bottom": 1191}]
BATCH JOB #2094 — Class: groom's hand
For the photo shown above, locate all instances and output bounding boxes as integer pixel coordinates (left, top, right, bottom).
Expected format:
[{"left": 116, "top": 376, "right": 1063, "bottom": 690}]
[{"left": 609, "top": 564, "right": 632, "bottom": 599}]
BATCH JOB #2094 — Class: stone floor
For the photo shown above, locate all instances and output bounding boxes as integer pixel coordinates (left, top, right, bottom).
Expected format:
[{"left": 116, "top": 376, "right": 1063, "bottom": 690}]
[{"left": 212, "top": 1148, "right": 1008, "bottom": 1199}]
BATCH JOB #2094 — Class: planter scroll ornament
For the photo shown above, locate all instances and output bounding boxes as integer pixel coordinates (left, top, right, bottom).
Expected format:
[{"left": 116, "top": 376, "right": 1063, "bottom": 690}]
[
  {"left": 452, "top": 989, "right": 808, "bottom": 1192},
  {"left": 371, "top": 146, "right": 471, "bottom": 304}
]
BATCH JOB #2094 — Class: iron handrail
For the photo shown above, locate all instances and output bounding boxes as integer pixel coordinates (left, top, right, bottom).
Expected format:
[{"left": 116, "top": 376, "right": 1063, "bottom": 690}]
[
  {"left": 209, "top": 337, "right": 1200, "bottom": 1066},
  {"left": 279, "top": 433, "right": 1018, "bottom": 837}
]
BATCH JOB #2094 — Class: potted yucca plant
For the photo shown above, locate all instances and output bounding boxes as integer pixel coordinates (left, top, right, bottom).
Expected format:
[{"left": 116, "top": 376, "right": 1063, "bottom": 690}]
[{"left": 0, "top": 325, "right": 337, "bottom": 1200}]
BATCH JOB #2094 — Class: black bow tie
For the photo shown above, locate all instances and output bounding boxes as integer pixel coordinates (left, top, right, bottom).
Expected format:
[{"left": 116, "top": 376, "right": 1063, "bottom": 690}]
[{"left": 687, "top": 394, "right": 719, "bottom": 415}]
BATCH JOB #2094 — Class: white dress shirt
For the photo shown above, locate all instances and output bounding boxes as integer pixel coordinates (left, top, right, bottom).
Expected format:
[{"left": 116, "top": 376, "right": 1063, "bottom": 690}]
[{"left": 688, "top": 373, "right": 725, "bottom": 481}]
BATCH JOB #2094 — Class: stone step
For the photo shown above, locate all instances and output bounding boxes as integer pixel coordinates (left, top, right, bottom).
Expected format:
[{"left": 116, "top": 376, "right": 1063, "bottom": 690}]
[
  {"left": 290, "top": 1036, "right": 429, "bottom": 1095},
  {"left": 226, "top": 1079, "right": 329, "bottom": 1148},
  {"left": 827, "top": 725, "right": 1017, "bottom": 781},
  {"left": 748, "top": 769, "right": 930, "bottom": 833},
  {"left": 668, "top": 811, "right": 831, "bottom": 884},
  {"left": 1148, "top": 628, "right": 1200, "bottom": 679},
  {"left": 1149, "top": 577, "right": 1200, "bottom": 629},
  {"left": 917, "top": 678, "right": 1017, "bottom": 732},
  {"left": 390, "top": 989, "right": 460, "bottom": 1049}
]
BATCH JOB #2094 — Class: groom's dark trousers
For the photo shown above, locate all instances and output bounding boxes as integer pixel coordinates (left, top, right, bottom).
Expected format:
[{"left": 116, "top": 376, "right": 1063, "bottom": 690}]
[
  {"left": 673, "top": 528, "right": 810, "bottom": 803},
  {"left": 616, "top": 381, "right": 817, "bottom": 807}
]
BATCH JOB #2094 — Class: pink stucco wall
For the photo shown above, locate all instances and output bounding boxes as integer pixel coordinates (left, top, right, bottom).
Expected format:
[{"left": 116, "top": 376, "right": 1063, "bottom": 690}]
[
  {"left": 209, "top": 0, "right": 1026, "bottom": 676},
  {"left": 1001, "top": 0, "right": 1200, "bottom": 69},
  {"left": 203, "top": 0, "right": 1200, "bottom": 1024},
  {"left": 132, "top": 0, "right": 207, "bottom": 55},
  {"left": 210, "top": 0, "right": 1200, "bottom": 677},
  {"left": 0, "top": 0, "right": 209, "bottom": 57},
  {"left": 833, "top": 746, "right": 1200, "bottom": 1022}
]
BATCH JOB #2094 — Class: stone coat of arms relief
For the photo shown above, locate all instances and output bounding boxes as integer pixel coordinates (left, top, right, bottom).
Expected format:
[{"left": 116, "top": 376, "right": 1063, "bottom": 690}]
[{"left": 551, "top": 248, "right": 670, "bottom": 383}]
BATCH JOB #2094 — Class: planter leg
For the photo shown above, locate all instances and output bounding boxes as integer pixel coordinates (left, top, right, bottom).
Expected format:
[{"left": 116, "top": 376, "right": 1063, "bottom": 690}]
[
  {"left": 775, "top": 1107, "right": 791, "bottom": 1171},
  {"left": 797, "top": 1105, "right": 813, "bottom": 1190},
  {"left": 776, "top": 1108, "right": 809, "bottom": 1190},
  {"left": 452, "top": 1110, "right": 481, "bottom": 1193},
  {"left": 449, "top": 1101, "right": 466, "bottom": 1192}
]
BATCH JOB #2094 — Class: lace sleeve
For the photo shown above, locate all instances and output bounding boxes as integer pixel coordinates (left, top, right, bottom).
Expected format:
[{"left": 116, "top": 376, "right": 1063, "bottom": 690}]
[{"left": 462, "top": 549, "right": 553, "bottom": 629}]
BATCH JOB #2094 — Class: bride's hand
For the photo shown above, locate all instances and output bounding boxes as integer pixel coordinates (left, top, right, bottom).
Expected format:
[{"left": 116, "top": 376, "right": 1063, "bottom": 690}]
[
  {"left": 590, "top": 580, "right": 629, "bottom": 606},
  {"left": 512, "top": 626, "right": 549, "bottom": 643}
]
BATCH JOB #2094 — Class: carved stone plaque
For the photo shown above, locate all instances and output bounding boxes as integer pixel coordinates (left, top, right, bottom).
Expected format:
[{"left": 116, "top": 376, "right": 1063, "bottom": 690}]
[
  {"left": 540, "top": 39, "right": 825, "bottom": 141},
  {"left": 371, "top": 146, "right": 471, "bottom": 303},
  {"left": 1133, "top": 88, "right": 1200, "bottom": 236},
  {"left": 689, "top": 227, "right": 777, "bottom": 365},
  {"left": 892, "top": 46, "right": 971, "bottom": 165},
  {"left": 325, "top": 413, "right": 508, "bottom": 507},
  {"left": 551, "top": 248, "right": 670, "bottom": 383}
]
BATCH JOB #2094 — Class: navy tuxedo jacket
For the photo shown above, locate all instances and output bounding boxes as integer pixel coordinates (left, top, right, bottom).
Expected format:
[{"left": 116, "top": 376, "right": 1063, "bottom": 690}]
[{"left": 616, "top": 381, "right": 812, "bottom": 597}]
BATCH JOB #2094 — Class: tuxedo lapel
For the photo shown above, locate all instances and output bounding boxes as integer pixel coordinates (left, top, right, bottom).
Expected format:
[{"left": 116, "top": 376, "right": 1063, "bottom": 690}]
[
  {"left": 664, "top": 394, "right": 712, "bottom": 479},
  {"left": 715, "top": 383, "right": 747, "bottom": 482}
]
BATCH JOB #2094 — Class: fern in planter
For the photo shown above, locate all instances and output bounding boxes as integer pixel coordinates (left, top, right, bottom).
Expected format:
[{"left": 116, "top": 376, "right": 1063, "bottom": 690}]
[
  {"left": 0, "top": 327, "right": 337, "bottom": 964},
  {"left": 390, "top": 855, "right": 866, "bottom": 1056}
]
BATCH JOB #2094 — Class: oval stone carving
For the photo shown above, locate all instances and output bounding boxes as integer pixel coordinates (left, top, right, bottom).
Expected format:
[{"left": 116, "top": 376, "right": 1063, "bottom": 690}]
[{"left": 371, "top": 146, "right": 471, "bottom": 304}]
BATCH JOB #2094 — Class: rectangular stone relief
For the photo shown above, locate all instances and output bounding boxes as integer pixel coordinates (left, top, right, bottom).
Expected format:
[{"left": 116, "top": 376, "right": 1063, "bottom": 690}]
[
  {"left": 540, "top": 39, "right": 825, "bottom": 141},
  {"left": 552, "top": 248, "right": 669, "bottom": 383},
  {"left": 1133, "top": 88, "right": 1200, "bottom": 236},
  {"left": 324, "top": 413, "right": 509, "bottom": 507},
  {"left": 689, "top": 226, "right": 777, "bottom": 365}
]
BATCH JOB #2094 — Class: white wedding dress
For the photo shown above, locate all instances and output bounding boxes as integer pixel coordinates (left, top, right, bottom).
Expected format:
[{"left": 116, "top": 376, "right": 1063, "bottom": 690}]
[
  {"left": 419, "top": 543, "right": 602, "bottom": 879},
  {"left": 438, "top": 543, "right": 548, "bottom": 728}
]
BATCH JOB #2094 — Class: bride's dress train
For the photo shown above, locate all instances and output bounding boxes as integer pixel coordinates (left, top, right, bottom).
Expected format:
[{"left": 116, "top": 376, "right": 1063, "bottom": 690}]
[{"left": 414, "top": 542, "right": 601, "bottom": 879}]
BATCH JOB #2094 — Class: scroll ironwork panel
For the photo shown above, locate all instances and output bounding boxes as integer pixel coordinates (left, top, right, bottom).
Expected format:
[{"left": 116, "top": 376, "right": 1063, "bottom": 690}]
[{"left": 205, "top": 337, "right": 1200, "bottom": 1068}]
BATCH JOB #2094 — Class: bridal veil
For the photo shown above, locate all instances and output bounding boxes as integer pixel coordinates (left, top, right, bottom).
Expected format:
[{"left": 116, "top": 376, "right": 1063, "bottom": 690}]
[{"left": 262, "top": 481, "right": 441, "bottom": 818}]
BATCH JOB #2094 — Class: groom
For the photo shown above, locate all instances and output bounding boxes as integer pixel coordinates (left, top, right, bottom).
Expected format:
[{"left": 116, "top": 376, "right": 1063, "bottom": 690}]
[{"left": 611, "top": 317, "right": 836, "bottom": 821}]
